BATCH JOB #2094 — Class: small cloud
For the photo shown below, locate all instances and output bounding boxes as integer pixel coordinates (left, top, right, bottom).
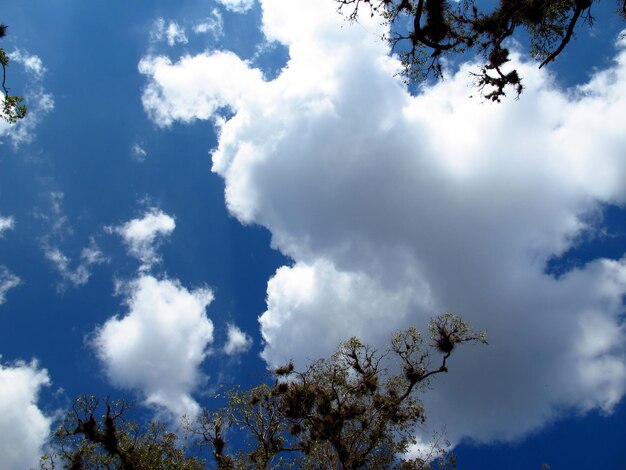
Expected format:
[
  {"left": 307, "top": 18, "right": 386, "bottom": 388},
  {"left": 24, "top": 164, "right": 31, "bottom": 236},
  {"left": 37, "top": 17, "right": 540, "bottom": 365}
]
[
  {"left": 131, "top": 142, "right": 148, "bottom": 161},
  {"left": 0, "top": 266, "right": 21, "bottom": 305},
  {"left": 150, "top": 18, "right": 188, "bottom": 47},
  {"left": 223, "top": 323, "right": 253, "bottom": 356},
  {"left": 107, "top": 208, "right": 175, "bottom": 271},
  {"left": 215, "top": 0, "right": 255, "bottom": 13},
  {"left": 0, "top": 215, "right": 15, "bottom": 236},
  {"left": 193, "top": 9, "right": 224, "bottom": 39},
  {"left": 95, "top": 275, "right": 214, "bottom": 419}
]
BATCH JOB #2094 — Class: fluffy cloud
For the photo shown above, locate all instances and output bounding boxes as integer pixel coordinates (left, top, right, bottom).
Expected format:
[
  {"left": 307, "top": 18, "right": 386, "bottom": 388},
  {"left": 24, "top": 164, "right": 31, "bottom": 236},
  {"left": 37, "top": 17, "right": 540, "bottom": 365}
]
[
  {"left": 108, "top": 208, "right": 175, "bottom": 271},
  {"left": 0, "top": 359, "right": 51, "bottom": 469},
  {"left": 139, "top": 0, "right": 626, "bottom": 446},
  {"left": 223, "top": 323, "right": 253, "bottom": 355},
  {"left": 95, "top": 275, "right": 214, "bottom": 418},
  {"left": 150, "top": 18, "right": 188, "bottom": 47},
  {"left": 215, "top": 0, "right": 255, "bottom": 13}
]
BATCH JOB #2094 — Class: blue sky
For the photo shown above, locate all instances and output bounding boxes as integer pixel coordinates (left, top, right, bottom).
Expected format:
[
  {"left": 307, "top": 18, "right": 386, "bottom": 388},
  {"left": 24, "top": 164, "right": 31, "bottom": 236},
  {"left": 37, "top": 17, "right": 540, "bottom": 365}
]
[{"left": 1, "top": 0, "right": 626, "bottom": 468}]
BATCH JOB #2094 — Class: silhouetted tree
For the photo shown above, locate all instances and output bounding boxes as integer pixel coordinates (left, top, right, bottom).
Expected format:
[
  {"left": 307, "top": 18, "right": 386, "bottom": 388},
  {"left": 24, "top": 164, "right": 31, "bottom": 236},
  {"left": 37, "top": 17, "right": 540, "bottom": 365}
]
[
  {"left": 336, "top": 0, "right": 626, "bottom": 100},
  {"left": 0, "top": 23, "right": 27, "bottom": 123},
  {"left": 191, "top": 313, "right": 486, "bottom": 469},
  {"left": 40, "top": 396, "right": 205, "bottom": 470}
]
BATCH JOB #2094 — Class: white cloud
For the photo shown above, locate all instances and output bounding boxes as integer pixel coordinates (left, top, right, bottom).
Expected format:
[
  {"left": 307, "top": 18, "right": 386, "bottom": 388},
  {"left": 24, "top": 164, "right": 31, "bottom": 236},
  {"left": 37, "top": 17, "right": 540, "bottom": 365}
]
[
  {"left": 95, "top": 275, "right": 214, "bottom": 418},
  {"left": 0, "top": 214, "right": 15, "bottom": 236},
  {"left": 215, "top": 0, "right": 255, "bottom": 13},
  {"left": 139, "top": 0, "right": 626, "bottom": 446},
  {"left": 193, "top": 9, "right": 224, "bottom": 39},
  {"left": 108, "top": 208, "right": 175, "bottom": 271},
  {"left": 139, "top": 51, "right": 264, "bottom": 127},
  {"left": 0, "top": 359, "right": 52, "bottom": 469},
  {"left": 0, "top": 266, "right": 21, "bottom": 305},
  {"left": 223, "top": 323, "right": 253, "bottom": 355},
  {"left": 150, "top": 18, "right": 188, "bottom": 47}
]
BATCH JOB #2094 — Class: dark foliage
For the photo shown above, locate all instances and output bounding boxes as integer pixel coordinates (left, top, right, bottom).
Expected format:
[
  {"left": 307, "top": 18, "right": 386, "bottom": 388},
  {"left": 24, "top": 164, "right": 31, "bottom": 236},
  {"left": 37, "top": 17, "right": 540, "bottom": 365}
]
[
  {"left": 190, "top": 313, "right": 486, "bottom": 469},
  {"left": 336, "top": 0, "right": 626, "bottom": 100}
]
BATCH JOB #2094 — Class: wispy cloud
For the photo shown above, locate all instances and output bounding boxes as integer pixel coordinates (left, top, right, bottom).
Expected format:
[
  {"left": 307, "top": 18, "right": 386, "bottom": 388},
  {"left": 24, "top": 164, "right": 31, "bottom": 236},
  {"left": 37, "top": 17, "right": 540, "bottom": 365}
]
[
  {"left": 38, "top": 192, "right": 108, "bottom": 291},
  {"left": 43, "top": 239, "right": 108, "bottom": 292},
  {"left": 193, "top": 9, "right": 224, "bottom": 40},
  {"left": 150, "top": 18, "right": 188, "bottom": 47},
  {"left": 0, "top": 214, "right": 20, "bottom": 305},
  {"left": 0, "top": 266, "right": 21, "bottom": 305},
  {"left": 131, "top": 142, "right": 148, "bottom": 161}
]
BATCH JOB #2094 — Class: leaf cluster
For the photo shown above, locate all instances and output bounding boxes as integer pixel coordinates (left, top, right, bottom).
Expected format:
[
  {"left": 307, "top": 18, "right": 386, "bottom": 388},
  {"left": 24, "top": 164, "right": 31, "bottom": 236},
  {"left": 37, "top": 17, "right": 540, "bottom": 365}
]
[{"left": 1, "top": 24, "right": 27, "bottom": 123}]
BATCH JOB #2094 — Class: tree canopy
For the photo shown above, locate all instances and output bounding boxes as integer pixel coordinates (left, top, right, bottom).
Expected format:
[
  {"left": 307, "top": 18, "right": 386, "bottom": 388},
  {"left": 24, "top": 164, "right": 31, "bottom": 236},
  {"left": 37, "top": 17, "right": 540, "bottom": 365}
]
[
  {"left": 41, "top": 314, "right": 486, "bottom": 470},
  {"left": 0, "top": 24, "right": 27, "bottom": 123},
  {"left": 336, "top": 0, "right": 626, "bottom": 100}
]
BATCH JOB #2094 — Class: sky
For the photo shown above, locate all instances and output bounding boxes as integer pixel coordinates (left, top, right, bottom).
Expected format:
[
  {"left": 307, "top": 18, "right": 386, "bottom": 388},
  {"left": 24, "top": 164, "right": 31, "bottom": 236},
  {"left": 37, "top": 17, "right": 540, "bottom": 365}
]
[{"left": 1, "top": 0, "right": 626, "bottom": 468}]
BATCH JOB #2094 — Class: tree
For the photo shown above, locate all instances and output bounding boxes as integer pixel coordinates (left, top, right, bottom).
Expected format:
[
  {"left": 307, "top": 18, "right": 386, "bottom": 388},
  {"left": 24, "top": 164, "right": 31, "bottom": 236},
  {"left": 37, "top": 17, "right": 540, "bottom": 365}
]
[
  {"left": 42, "top": 314, "right": 486, "bottom": 469},
  {"left": 0, "top": 24, "right": 27, "bottom": 123},
  {"left": 191, "top": 313, "right": 486, "bottom": 469},
  {"left": 40, "top": 396, "right": 205, "bottom": 470},
  {"left": 336, "top": 0, "right": 626, "bottom": 101}
]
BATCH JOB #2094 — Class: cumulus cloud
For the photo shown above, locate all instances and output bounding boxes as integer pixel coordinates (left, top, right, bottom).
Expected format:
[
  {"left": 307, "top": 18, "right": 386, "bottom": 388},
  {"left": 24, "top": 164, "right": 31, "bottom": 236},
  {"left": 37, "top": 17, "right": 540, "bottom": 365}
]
[
  {"left": 0, "top": 50, "right": 54, "bottom": 146},
  {"left": 223, "top": 323, "right": 253, "bottom": 355},
  {"left": 215, "top": 0, "right": 255, "bottom": 13},
  {"left": 108, "top": 208, "right": 175, "bottom": 271},
  {"left": 95, "top": 275, "right": 214, "bottom": 418},
  {"left": 150, "top": 18, "right": 188, "bottom": 46},
  {"left": 139, "top": 0, "right": 626, "bottom": 446},
  {"left": 0, "top": 359, "right": 52, "bottom": 469},
  {"left": 193, "top": 9, "right": 224, "bottom": 39}
]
